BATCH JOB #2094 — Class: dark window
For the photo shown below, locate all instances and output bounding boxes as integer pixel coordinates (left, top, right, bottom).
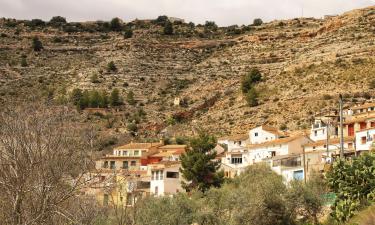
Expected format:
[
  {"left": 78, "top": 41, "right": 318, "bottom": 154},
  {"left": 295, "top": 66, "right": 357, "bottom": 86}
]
[
  {"left": 110, "top": 161, "right": 116, "bottom": 169},
  {"left": 166, "top": 172, "right": 179, "bottom": 178},
  {"left": 122, "top": 161, "right": 128, "bottom": 169},
  {"left": 231, "top": 157, "right": 242, "bottom": 164},
  {"left": 314, "top": 130, "right": 318, "bottom": 136},
  {"left": 271, "top": 151, "right": 276, "bottom": 157},
  {"left": 255, "top": 132, "right": 258, "bottom": 137},
  {"left": 103, "top": 161, "right": 108, "bottom": 168},
  {"left": 361, "top": 136, "right": 367, "bottom": 144},
  {"left": 131, "top": 161, "right": 136, "bottom": 166}
]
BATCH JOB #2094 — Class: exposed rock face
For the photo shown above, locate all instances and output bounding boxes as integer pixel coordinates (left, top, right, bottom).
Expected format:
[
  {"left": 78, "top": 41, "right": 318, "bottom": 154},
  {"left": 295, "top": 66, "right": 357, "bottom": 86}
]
[{"left": 0, "top": 6, "right": 374, "bottom": 138}]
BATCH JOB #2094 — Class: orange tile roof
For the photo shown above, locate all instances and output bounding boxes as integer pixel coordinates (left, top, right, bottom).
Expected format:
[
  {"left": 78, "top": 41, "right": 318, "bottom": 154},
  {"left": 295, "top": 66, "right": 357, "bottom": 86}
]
[
  {"left": 115, "top": 142, "right": 163, "bottom": 150},
  {"left": 344, "top": 116, "right": 375, "bottom": 125},
  {"left": 303, "top": 136, "right": 354, "bottom": 147},
  {"left": 149, "top": 161, "right": 180, "bottom": 169},
  {"left": 261, "top": 125, "right": 283, "bottom": 135},
  {"left": 351, "top": 103, "right": 375, "bottom": 110},
  {"left": 246, "top": 135, "right": 306, "bottom": 149},
  {"left": 157, "top": 145, "right": 187, "bottom": 150},
  {"left": 357, "top": 127, "right": 375, "bottom": 132},
  {"left": 218, "top": 134, "right": 249, "bottom": 141}
]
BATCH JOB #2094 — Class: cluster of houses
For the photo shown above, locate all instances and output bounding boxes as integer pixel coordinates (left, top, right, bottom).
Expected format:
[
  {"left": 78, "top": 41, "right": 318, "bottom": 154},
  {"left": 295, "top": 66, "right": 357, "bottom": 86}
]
[{"left": 83, "top": 102, "right": 375, "bottom": 207}]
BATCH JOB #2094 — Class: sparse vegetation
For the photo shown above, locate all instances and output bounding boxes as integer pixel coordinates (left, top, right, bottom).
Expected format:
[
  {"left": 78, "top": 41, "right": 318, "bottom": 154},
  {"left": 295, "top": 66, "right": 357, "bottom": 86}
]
[
  {"left": 253, "top": 18, "right": 263, "bottom": 26},
  {"left": 107, "top": 61, "right": 117, "bottom": 72},
  {"left": 163, "top": 21, "right": 174, "bottom": 35},
  {"left": 32, "top": 36, "right": 43, "bottom": 51}
]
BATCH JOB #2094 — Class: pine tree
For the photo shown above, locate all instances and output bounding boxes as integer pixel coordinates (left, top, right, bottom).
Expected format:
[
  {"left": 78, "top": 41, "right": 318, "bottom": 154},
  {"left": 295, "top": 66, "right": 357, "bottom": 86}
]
[
  {"left": 245, "top": 87, "right": 259, "bottom": 107},
  {"left": 126, "top": 91, "right": 136, "bottom": 105},
  {"left": 180, "top": 132, "right": 224, "bottom": 192},
  {"left": 32, "top": 36, "right": 43, "bottom": 51},
  {"left": 110, "top": 88, "right": 122, "bottom": 106},
  {"left": 163, "top": 21, "right": 174, "bottom": 35}
]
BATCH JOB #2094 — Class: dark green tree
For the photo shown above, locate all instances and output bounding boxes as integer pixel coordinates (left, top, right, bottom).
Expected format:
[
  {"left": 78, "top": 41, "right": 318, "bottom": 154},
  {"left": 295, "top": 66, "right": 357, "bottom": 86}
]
[
  {"left": 155, "top": 15, "right": 169, "bottom": 25},
  {"left": 180, "top": 132, "right": 224, "bottom": 192},
  {"left": 70, "top": 88, "right": 83, "bottom": 106},
  {"left": 32, "top": 36, "right": 43, "bottom": 51},
  {"left": 107, "top": 61, "right": 117, "bottom": 72},
  {"left": 126, "top": 91, "right": 136, "bottom": 105},
  {"left": 109, "top": 88, "right": 122, "bottom": 106},
  {"left": 163, "top": 21, "right": 174, "bottom": 35},
  {"left": 241, "top": 68, "right": 262, "bottom": 94},
  {"left": 245, "top": 87, "right": 259, "bottom": 107},
  {"left": 110, "top": 17, "right": 122, "bottom": 31},
  {"left": 253, "top": 18, "right": 263, "bottom": 26},
  {"left": 79, "top": 90, "right": 90, "bottom": 109},
  {"left": 123, "top": 28, "right": 133, "bottom": 39},
  {"left": 49, "top": 16, "right": 67, "bottom": 27}
]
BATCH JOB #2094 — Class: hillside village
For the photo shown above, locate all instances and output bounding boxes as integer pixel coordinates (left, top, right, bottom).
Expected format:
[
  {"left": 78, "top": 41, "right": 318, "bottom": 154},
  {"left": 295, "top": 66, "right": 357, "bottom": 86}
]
[{"left": 83, "top": 101, "right": 375, "bottom": 207}]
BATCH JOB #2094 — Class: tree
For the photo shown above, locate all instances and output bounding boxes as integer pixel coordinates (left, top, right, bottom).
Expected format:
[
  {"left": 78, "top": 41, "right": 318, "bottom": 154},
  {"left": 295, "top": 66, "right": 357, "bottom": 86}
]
[
  {"left": 126, "top": 91, "right": 136, "bottom": 105},
  {"left": 20, "top": 56, "right": 27, "bottom": 67},
  {"left": 163, "top": 21, "right": 174, "bottom": 35},
  {"left": 32, "top": 36, "right": 43, "bottom": 51},
  {"left": 70, "top": 88, "right": 83, "bottom": 106},
  {"left": 155, "top": 15, "right": 169, "bottom": 25},
  {"left": 241, "top": 68, "right": 262, "bottom": 94},
  {"left": 180, "top": 132, "right": 224, "bottom": 192},
  {"left": 110, "top": 88, "right": 122, "bottom": 106},
  {"left": 79, "top": 90, "right": 90, "bottom": 109},
  {"left": 110, "top": 17, "right": 122, "bottom": 31},
  {"left": 49, "top": 16, "right": 67, "bottom": 27},
  {"left": 124, "top": 28, "right": 133, "bottom": 39},
  {"left": 107, "top": 61, "right": 117, "bottom": 72},
  {"left": 245, "top": 87, "right": 259, "bottom": 107},
  {"left": 0, "top": 104, "right": 93, "bottom": 225},
  {"left": 253, "top": 18, "right": 263, "bottom": 26},
  {"left": 327, "top": 153, "right": 375, "bottom": 222}
]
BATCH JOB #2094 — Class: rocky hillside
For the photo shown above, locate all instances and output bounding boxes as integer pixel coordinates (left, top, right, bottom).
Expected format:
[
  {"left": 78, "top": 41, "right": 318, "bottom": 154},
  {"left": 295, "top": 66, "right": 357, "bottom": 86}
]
[{"left": 0, "top": 6, "right": 375, "bottom": 140}]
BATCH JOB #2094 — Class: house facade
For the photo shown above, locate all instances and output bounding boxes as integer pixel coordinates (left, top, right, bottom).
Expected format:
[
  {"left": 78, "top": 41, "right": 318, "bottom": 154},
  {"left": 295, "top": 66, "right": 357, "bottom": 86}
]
[{"left": 356, "top": 127, "right": 375, "bottom": 152}]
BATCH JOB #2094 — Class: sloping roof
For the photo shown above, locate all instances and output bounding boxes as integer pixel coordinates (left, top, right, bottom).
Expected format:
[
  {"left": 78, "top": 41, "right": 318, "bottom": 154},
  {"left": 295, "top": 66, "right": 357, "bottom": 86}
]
[
  {"left": 149, "top": 161, "right": 180, "bottom": 169},
  {"left": 261, "top": 125, "right": 282, "bottom": 135},
  {"left": 246, "top": 135, "right": 305, "bottom": 150},
  {"left": 157, "top": 145, "right": 187, "bottom": 150},
  {"left": 357, "top": 127, "right": 375, "bottom": 132},
  {"left": 344, "top": 116, "right": 375, "bottom": 125},
  {"left": 267, "top": 153, "right": 301, "bottom": 161},
  {"left": 115, "top": 142, "right": 163, "bottom": 150},
  {"left": 303, "top": 136, "right": 354, "bottom": 147},
  {"left": 151, "top": 149, "right": 185, "bottom": 157},
  {"left": 218, "top": 134, "right": 249, "bottom": 141},
  {"left": 351, "top": 103, "right": 375, "bottom": 110}
]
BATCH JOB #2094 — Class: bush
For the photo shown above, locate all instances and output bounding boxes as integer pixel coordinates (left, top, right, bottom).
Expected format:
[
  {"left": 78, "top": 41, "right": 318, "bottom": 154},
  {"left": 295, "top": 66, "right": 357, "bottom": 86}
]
[
  {"left": 253, "top": 18, "right": 263, "bottom": 26},
  {"left": 90, "top": 74, "right": 100, "bottom": 83},
  {"left": 154, "top": 15, "right": 169, "bottom": 25},
  {"left": 27, "top": 19, "right": 46, "bottom": 28},
  {"left": 107, "top": 61, "right": 117, "bottom": 72},
  {"left": 126, "top": 91, "right": 136, "bottom": 105},
  {"left": 49, "top": 16, "right": 67, "bottom": 27},
  {"left": 109, "top": 88, "right": 122, "bottom": 106},
  {"left": 20, "top": 56, "right": 28, "bottom": 67},
  {"left": 245, "top": 87, "right": 259, "bottom": 107},
  {"left": 32, "top": 36, "right": 43, "bottom": 51},
  {"left": 110, "top": 17, "right": 122, "bottom": 31},
  {"left": 124, "top": 28, "right": 133, "bottom": 39},
  {"left": 241, "top": 68, "right": 262, "bottom": 94},
  {"left": 327, "top": 153, "right": 375, "bottom": 222},
  {"left": 163, "top": 21, "right": 174, "bottom": 35}
]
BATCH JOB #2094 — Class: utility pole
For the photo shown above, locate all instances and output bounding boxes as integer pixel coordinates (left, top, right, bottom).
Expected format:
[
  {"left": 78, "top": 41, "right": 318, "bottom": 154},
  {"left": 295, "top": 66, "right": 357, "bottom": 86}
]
[
  {"left": 326, "top": 120, "right": 330, "bottom": 163},
  {"left": 339, "top": 94, "right": 344, "bottom": 158},
  {"left": 302, "top": 146, "right": 307, "bottom": 184}
]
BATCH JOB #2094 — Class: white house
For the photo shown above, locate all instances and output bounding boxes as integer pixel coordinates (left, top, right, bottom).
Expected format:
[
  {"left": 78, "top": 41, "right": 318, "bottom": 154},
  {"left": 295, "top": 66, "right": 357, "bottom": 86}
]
[
  {"left": 310, "top": 119, "right": 337, "bottom": 141},
  {"left": 249, "top": 125, "right": 285, "bottom": 144},
  {"left": 218, "top": 134, "right": 249, "bottom": 152},
  {"left": 149, "top": 161, "right": 184, "bottom": 196},
  {"left": 265, "top": 154, "right": 305, "bottom": 183},
  {"left": 355, "top": 127, "right": 375, "bottom": 152}
]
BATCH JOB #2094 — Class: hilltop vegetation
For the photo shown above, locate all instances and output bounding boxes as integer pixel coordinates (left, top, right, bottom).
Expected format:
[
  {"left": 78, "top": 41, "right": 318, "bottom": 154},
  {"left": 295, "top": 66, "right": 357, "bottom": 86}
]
[{"left": 0, "top": 6, "right": 374, "bottom": 142}]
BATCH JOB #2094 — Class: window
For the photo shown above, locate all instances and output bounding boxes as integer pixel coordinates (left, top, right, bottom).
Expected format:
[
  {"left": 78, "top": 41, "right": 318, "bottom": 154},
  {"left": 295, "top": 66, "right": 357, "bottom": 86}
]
[
  {"left": 371, "top": 122, "right": 375, "bottom": 128},
  {"left": 151, "top": 171, "right": 155, "bottom": 180},
  {"left": 314, "top": 131, "right": 318, "bottom": 136},
  {"left": 110, "top": 161, "right": 116, "bottom": 169},
  {"left": 348, "top": 143, "right": 353, "bottom": 149},
  {"left": 103, "top": 161, "right": 108, "bottom": 168},
  {"left": 271, "top": 151, "right": 276, "bottom": 157},
  {"left": 361, "top": 136, "right": 367, "bottom": 144},
  {"left": 117, "top": 151, "right": 121, "bottom": 156},
  {"left": 254, "top": 132, "right": 258, "bottom": 137},
  {"left": 166, "top": 172, "right": 179, "bottom": 178},
  {"left": 322, "top": 129, "right": 325, "bottom": 134},
  {"left": 103, "top": 194, "right": 109, "bottom": 206},
  {"left": 131, "top": 161, "right": 136, "bottom": 166},
  {"left": 122, "top": 151, "right": 128, "bottom": 156},
  {"left": 134, "top": 150, "right": 140, "bottom": 156},
  {"left": 160, "top": 170, "right": 164, "bottom": 180},
  {"left": 231, "top": 155, "right": 242, "bottom": 164},
  {"left": 122, "top": 161, "right": 128, "bottom": 169}
]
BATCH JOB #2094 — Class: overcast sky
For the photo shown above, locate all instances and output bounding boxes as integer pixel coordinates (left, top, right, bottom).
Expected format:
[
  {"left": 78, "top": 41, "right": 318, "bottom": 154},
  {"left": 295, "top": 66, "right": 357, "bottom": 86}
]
[{"left": 0, "top": 0, "right": 374, "bottom": 26}]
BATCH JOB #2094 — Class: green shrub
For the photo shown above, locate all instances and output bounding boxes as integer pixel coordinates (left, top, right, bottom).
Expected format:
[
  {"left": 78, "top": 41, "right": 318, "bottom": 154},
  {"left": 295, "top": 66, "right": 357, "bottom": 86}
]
[
  {"left": 124, "top": 28, "right": 133, "bottom": 39},
  {"left": 20, "top": 56, "right": 28, "bottom": 67},
  {"left": 109, "top": 88, "right": 122, "bottom": 106},
  {"left": 241, "top": 68, "right": 262, "bottom": 94},
  {"left": 163, "top": 21, "right": 174, "bottom": 35},
  {"left": 90, "top": 74, "right": 100, "bottom": 83},
  {"left": 49, "top": 16, "right": 67, "bottom": 27},
  {"left": 245, "top": 87, "right": 259, "bottom": 107},
  {"left": 253, "top": 18, "right": 263, "bottom": 26},
  {"left": 107, "top": 61, "right": 117, "bottom": 72},
  {"left": 110, "top": 17, "right": 122, "bottom": 31},
  {"left": 126, "top": 91, "right": 136, "bottom": 105},
  {"left": 32, "top": 36, "right": 43, "bottom": 51}
]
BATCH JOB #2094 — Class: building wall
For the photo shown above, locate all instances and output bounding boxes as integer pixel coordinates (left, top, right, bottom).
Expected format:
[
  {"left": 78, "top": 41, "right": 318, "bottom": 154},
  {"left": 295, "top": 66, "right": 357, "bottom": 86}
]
[
  {"left": 249, "top": 127, "right": 277, "bottom": 144},
  {"left": 150, "top": 166, "right": 183, "bottom": 196},
  {"left": 356, "top": 129, "right": 375, "bottom": 151}
]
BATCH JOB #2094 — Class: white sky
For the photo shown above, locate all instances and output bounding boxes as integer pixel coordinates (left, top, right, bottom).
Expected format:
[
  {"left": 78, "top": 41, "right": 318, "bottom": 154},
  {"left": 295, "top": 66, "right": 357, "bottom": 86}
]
[{"left": 0, "top": 0, "right": 374, "bottom": 26}]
